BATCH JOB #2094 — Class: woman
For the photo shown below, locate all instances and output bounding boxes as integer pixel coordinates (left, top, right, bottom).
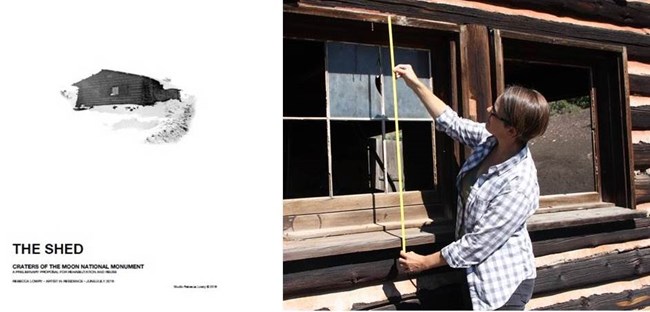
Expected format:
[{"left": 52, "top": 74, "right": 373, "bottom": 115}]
[{"left": 394, "top": 64, "right": 550, "bottom": 310}]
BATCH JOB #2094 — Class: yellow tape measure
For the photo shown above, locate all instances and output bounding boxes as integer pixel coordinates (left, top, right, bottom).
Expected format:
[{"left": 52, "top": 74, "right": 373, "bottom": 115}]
[{"left": 388, "top": 16, "right": 407, "bottom": 252}]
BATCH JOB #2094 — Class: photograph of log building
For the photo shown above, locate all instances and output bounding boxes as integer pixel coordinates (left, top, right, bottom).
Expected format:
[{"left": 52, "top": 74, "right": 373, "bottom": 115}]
[
  {"left": 73, "top": 69, "right": 181, "bottom": 110},
  {"left": 283, "top": 0, "right": 650, "bottom": 310}
]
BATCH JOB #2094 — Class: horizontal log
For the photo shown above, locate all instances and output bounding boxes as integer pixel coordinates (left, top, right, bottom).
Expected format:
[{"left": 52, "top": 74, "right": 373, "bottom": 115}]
[
  {"left": 294, "top": 0, "right": 650, "bottom": 62},
  {"left": 535, "top": 285, "right": 650, "bottom": 310},
  {"left": 283, "top": 242, "right": 451, "bottom": 299},
  {"left": 531, "top": 220, "right": 650, "bottom": 257},
  {"left": 538, "top": 192, "right": 601, "bottom": 208},
  {"left": 632, "top": 105, "right": 650, "bottom": 130},
  {"left": 534, "top": 247, "right": 650, "bottom": 294},
  {"left": 284, "top": 222, "right": 650, "bottom": 300},
  {"left": 631, "top": 74, "right": 650, "bottom": 97},
  {"left": 636, "top": 174, "right": 650, "bottom": 204},
  {"left": 283, "top": 227, "right": 449, "bottom": 261},
  {"left": 285, "top": 204, "right": 430, "bottom": 232},
  {"left": 528, "top": 275, "right": 650, "bottom": 310},
  {"left": 469, "top": 0, "right": 650, "bottom": 29},
  {"left": 634, "top": 142, "right": 650, "bottom": 169},
  {"left": 535, "top": 238, "right": 650, "bottom": 268},
  {"left": 283, "top": 190, "right": 439, "bottom": 216},
  {"left": 527, "top": 207, "right": 646, "bottom": 231}
]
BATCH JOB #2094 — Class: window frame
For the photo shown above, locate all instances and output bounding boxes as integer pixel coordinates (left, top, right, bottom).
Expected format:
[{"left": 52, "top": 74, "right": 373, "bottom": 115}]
[
  {"left": 491, "top": 29, "right": 635, "bottom": 210},
  {"left": 283, "top": 9, "right": 462, "bottom": 239}
]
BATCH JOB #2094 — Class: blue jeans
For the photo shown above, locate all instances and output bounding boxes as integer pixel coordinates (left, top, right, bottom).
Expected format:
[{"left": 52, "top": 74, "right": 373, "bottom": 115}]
[{"left": 496, "top": 279, "right": 535, "bottom": 310}]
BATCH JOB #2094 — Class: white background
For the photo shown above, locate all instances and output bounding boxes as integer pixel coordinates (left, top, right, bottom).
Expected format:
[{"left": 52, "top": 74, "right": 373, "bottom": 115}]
[{"left": 0, "top": 1, "right": 281, "bottom": 311}]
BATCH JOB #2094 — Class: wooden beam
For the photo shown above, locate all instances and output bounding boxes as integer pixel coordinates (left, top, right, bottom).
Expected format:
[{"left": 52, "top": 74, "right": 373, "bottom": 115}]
[
  {"left": 295, "top": 0, "right": 650, "bottom": 62},
  {"left": 527, "top": 207, "right": 646, "bottom": 231},
  {"left": 631, "top": 105, "right": 650, "bottom": 130},
  {"left": 283, "top": 190, "right": 439, "bottom": 216},
  {"left": 283, "top": 277, "right": 418, "bottom": 310},
  {"left": 470, "top": 0, "right": 650, "bottom": 29},
  {"left": 535, "top": 238, "right": 650, "bottom": 268},
  {"left": 531, "top": 220, "right": 650, "bottom": 257},
  {"left": 283, "top": 226, "right": 453, "bottom": 261},
  {"left": 636, "top": 173, "right": 650, "bottom": 204},
  {"left": 538, "top": 192, "right": 601, "bottom": 208},
  {"left": 634, "top": 142, "right": 650, "bottom": 169},
  {"left": 631, "top": 74, "right": 650, "bottom": 97},
  {"left": 283, "top": 2, "right": 459, "bottom": 32},
  {"left": 283, "top": 242, "right": 453, "bottom": 299},
  {"left": 460, "top": 24, "right": 492, "bottom": 123},
  {"left": 529, "top": 275, "right": 650, "bottom": 310},
  {"left": 534, "top": 247, "right": 650, "bottom": 295},
  {"left": 535, "top": 285, "right": 650, "bottom": 310}
]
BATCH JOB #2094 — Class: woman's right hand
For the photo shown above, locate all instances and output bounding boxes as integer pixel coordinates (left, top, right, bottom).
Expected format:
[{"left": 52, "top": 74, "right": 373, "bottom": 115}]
[{"left": 393, "top": 64, "right": 421, "bottom": 89}]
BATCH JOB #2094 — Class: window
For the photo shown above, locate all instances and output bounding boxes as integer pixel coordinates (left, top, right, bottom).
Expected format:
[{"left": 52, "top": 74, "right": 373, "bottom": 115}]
[
  {"left": 283, "top": 12, "right": 460, "bottom": 239},
  {"left": 110, "top": 86, "right": 119, "bottom": 96},
  {"left": 284, "top": 40, "right": 436, "bottom": 199},
  {"left": 492, "top": 30, "right": 634, "bottom": 208}
]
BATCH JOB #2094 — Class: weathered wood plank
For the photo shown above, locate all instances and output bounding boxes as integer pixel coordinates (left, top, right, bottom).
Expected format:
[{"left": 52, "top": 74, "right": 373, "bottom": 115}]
[
  {"left": 294, "top": 0, "right": 650, "bottom": 62},
  {"left": 283, "top": 226, "right": 452, "bottom": 261},
  {"left": 283, "top": 190, "right": 439, "bottom": 216},
  {"left": 460, "top": 24, "right": 492, "bottom": 122},
  {"left": 635, "top": 142, "right": 650, "bottom": 169},
  {"left": 538, "top": 192, "right": 601, "bottom": 208},
  {"left": 470, "top": 0, "right": 650, "bottom": 29},
  {"left": 284, "top": 218, "right": 435, "bottom": 241},
  {"left": 285, "top": 204, "right": 433, "bottom": 232},
  {"left": 527, "top": 207, "right": 645, "bottom": 231},
  {"left": 636, "top": 174, "right": 650, "bottom": 204},
  {"left": 531, "top": 221, "right": 650, "bottom": 257},
  {"left": 283, "top": 2, "right": 459, "bottom": 32},
  {"left": 284, "top": 238, "right": 650, "bottom": 301},
  {"left": 535, "top": 202, "right": 614, "bottom": 215},
  {"left": 284, "top": 248, "right": 462, "bottom": 299},
  {"left": 534, "top": 248, "right": 650, "bottom": 295},
  {"left": 631, "top": 74, "right": 650, "bottom": 97},
  {"left": 632, "top": 105, "right": 650, "bottom": 131},
  {"left": 535, "top": 285, "right": 650, "bottom": 310}
]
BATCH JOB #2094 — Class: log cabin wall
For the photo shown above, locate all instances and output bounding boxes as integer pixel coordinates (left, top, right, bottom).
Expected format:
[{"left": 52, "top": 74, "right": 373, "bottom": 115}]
[{"left": 283, "top": 0, "right": 650, "bottom": 310}]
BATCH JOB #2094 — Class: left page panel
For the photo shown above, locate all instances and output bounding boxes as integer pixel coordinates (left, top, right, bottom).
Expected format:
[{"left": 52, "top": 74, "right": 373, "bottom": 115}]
[{"left": 0, "top": 1, "right": 282, "bottom": 311}]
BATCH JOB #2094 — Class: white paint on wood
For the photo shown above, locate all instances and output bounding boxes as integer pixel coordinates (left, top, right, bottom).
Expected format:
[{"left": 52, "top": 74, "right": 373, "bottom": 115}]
[
  {"left": 633, "top": 130, "right": 650, "bottom": 143},
  {"left": 629, "top": 61, "right": 650, "bottom": 76},
  {"left": 527, "top": 275, "right": 650, "bottom": 310},
  {"left": 535, "top": 238, "right": 650, "bottom": 268},
  {"left": 630, "top": 95, "right": 650, "bottom": 107}
]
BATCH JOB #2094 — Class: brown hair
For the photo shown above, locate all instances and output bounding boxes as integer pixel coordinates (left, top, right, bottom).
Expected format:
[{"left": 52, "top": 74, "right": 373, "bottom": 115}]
[{"left": 495, "top": 86, "right": 550, "bottom": 143}]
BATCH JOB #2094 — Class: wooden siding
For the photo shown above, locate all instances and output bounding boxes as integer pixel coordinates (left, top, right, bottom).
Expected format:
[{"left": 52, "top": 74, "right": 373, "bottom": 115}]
[
  {"left": 293, "top": 0, "right": 650, "bottom": 62},
  {"left": 74, "top": 70, "right": 150, "bottom": 107},
  {"left": 469, "top": 0, "right": 650, "bottom": 29},
  {"left": 284, "top": 1, "right": 650, "bottom": 310}
]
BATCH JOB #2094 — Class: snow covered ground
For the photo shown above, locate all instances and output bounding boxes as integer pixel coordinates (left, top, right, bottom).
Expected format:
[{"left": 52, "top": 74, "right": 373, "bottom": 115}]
[{"left": 60, "top": 85, "right": 195, "bottom": 144}]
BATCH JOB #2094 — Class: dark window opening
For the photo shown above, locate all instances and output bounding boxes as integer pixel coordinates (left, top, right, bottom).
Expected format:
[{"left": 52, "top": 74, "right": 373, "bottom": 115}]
[
  {"left": 283, "top": 120, "right": 329, "bottom": 199},
  {"left": 503, "top": 61, "right": 595, "bottom": 196},
  {"left": 283, "top": 38, "right": 437, "bottom": 199}
]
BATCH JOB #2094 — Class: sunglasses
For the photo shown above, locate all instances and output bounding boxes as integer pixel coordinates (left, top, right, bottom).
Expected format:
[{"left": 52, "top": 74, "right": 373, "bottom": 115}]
[{"left": 489, "top": 107, "right": 511, "bottom": 126}]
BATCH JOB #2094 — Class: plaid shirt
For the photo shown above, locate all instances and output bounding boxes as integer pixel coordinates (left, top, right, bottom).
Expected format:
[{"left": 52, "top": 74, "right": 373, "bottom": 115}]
[{"left": 436, "top": 108, "right": 538, "bottom": 310}]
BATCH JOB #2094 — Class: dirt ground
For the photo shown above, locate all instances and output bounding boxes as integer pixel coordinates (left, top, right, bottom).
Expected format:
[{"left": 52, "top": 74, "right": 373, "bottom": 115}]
[{"left": 528, "top": 108, "right": 596, "bottom": 195}]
